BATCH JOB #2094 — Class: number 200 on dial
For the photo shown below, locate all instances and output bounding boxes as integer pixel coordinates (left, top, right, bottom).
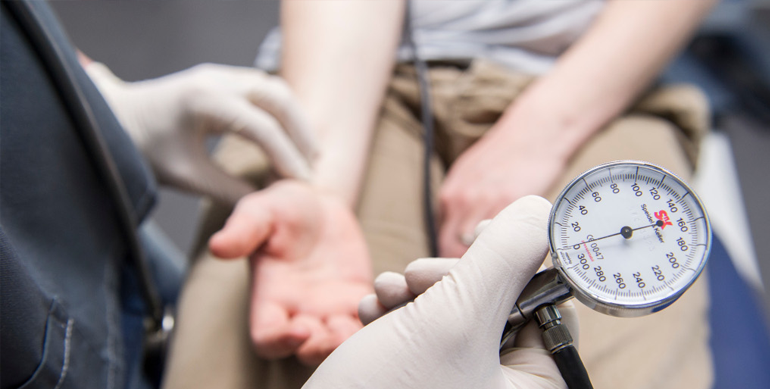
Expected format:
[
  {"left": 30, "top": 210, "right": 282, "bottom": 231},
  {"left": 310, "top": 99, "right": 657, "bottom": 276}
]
[{"left": 549, "top": 161, "right": 711, "bottom": 317}]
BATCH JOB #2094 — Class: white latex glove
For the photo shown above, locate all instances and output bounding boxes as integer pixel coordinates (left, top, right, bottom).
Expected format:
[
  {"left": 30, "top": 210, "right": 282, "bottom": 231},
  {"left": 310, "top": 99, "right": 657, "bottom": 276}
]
[
  {"left": 305, "top": 196, "right": 579, "bottom": 389},
  {"left": 86, "top": 62, "right": 317, "bottom": 205},
  {"left": 358, "top": 218, "right": 493, "bottom": 325}
]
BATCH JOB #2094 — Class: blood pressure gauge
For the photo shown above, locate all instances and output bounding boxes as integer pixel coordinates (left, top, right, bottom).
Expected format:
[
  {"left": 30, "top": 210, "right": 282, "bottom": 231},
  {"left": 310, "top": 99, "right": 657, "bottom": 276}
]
[{"left": 503, "top": 161, "right": 711, "bottom": 342}]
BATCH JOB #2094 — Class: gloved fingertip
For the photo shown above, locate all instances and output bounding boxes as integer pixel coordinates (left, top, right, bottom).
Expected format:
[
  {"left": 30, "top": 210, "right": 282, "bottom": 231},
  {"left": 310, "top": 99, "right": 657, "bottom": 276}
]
[
  {"left": 296, "top": 135, "right": 320, "bottom": 162},
  {"left": 277, "top": 158, "right": 313, "bottom": 182},
  {"left": 83, "top": 61, "right": 124, "bottom": 86},
  {"left": 308, "top": 145, "right": 321, "bottom": 161},
  {"left": 295, "top": 162, "right": 313, "bottom": 182},
  {"left": 374, "top": 272, "right": 414, "bottom": 308},
  {"left": 469, "top": 195, "right": 552, "bottom": 259},
  {"left": 373, "top": 271, "right": 406, "bottom": 286},
  {"left": 358, "top": 294, "right": 390, "bottom": 325},
  {"left": 404, "top": 257, "right": 459, "bottom": 295},
  {"left": 498, "top": 195, "right": 552, "bottom": 221}
]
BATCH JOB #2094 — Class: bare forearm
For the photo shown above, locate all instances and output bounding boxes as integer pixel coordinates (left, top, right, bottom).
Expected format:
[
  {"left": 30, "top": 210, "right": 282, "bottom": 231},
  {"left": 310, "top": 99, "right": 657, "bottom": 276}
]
[
  {"left": 497, "top": 0, "right": 717, "bottom": 161},
  {"left": 281, "top": 0, "right": 405, "bottom": 207}
]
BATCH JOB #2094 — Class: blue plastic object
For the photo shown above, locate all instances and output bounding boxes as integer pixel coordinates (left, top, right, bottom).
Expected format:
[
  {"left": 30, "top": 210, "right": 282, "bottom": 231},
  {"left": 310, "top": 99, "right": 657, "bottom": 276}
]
[{"left": 707, "top": 234, "right": 770, "bottom": 389}]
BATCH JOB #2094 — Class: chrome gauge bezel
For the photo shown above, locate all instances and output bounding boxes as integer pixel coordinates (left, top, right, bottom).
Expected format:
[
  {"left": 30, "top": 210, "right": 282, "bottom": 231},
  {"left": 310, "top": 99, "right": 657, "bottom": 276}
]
[{"left": 548, "top": 161, "right": 712, "bottom": 317}]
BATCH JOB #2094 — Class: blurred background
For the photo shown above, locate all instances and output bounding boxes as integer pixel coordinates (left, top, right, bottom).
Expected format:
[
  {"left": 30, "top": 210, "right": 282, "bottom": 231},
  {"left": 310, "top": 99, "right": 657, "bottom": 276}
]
[
  {"left": 49, "top": 0, "right": 770, "bottom": 387},
  {"left": 51, "top": 0, "right": 280, "bottom": 256}
]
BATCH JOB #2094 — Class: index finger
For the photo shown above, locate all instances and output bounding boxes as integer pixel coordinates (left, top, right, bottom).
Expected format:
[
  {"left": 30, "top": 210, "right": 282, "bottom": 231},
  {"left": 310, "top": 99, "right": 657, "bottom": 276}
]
[{"left": 213, "top": 98, "right": 313, "bottom": 180}]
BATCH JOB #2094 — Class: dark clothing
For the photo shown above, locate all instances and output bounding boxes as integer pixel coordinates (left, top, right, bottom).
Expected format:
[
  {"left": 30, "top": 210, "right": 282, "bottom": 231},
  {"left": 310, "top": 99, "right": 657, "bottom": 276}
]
[{"left": 1, "top": 1, "right": 156, "bottom": 388}]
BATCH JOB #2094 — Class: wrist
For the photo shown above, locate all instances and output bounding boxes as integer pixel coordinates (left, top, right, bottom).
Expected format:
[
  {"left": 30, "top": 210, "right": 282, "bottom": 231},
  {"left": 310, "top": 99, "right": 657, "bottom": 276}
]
[
  {"left": 304, "top": 125, "right": 372, "bottom": 210},
  {"left": 270, "top": 179, "right": 357, "bottom": 222},
  {"left": 494, "top": 84, "right": 599, "bottom": 165},
  {"left": 309, "top": 157, "right": 361, "bottom": 210}
]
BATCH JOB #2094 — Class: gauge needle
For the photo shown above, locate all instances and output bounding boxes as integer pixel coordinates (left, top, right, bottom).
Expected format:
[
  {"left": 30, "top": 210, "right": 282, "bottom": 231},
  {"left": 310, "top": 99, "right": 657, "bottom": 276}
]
[{"left": 567, "top": 220, "right": 664, "bottom": 248}]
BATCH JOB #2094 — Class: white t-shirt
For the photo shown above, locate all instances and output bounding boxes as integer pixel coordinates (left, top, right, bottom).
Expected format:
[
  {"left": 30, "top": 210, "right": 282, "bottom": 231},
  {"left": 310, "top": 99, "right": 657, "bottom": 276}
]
[{"left": 256, "top": 0, "right": 605, "bottom": 75}]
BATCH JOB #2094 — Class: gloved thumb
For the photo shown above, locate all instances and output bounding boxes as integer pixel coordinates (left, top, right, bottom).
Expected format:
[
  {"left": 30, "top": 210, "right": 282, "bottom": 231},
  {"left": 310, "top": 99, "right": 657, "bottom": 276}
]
[{"left": 406, "top": 195, "right": 552, "bottom": 350}]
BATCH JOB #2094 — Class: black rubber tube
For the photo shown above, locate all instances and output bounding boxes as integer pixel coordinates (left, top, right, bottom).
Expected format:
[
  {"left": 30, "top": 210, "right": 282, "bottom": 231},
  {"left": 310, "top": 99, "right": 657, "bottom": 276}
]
[
  {"left": 552, "top": 345, "right": 594, "bottom": 389},
  {"left": 404, "top": 2, "right": 439, "bottom": 257}
]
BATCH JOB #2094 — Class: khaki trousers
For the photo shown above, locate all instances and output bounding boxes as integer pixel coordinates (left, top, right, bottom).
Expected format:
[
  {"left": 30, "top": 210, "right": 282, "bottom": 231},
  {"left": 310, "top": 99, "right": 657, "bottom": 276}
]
[{"left": 163, "top": 60, "right": 712, "bottom": 389}]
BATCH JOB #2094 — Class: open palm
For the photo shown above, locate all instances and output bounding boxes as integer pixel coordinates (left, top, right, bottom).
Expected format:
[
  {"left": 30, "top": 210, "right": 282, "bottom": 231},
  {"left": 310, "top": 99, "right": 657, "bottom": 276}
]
[{"left": 210, "top": 180, "right": 372, "bottom": 365}]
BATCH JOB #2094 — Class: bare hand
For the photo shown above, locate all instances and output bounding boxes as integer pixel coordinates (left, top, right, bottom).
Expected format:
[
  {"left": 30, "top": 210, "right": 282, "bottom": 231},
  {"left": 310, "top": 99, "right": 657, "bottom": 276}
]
[
  {"left": 209, "top": 181, "right": 372, "bottom": 365},
  {"left": 439, "top": 123, "right": 566, "bottom": 257}
]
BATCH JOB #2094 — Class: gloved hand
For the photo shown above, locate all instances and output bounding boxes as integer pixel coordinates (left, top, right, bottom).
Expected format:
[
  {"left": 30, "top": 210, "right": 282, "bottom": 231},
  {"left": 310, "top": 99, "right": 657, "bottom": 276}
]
[
  {"left": 86, "top": 62, "right": 317, "bottom": 205},
  {"left": 305, "top": 196, "right": 579, "bottom": 389}
]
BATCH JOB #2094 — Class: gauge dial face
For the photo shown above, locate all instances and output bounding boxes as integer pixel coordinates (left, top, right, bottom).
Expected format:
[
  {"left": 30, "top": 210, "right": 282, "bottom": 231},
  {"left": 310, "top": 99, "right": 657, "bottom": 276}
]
[{"left": 549, "top": 162, "right": 711, "bottom": 314}]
